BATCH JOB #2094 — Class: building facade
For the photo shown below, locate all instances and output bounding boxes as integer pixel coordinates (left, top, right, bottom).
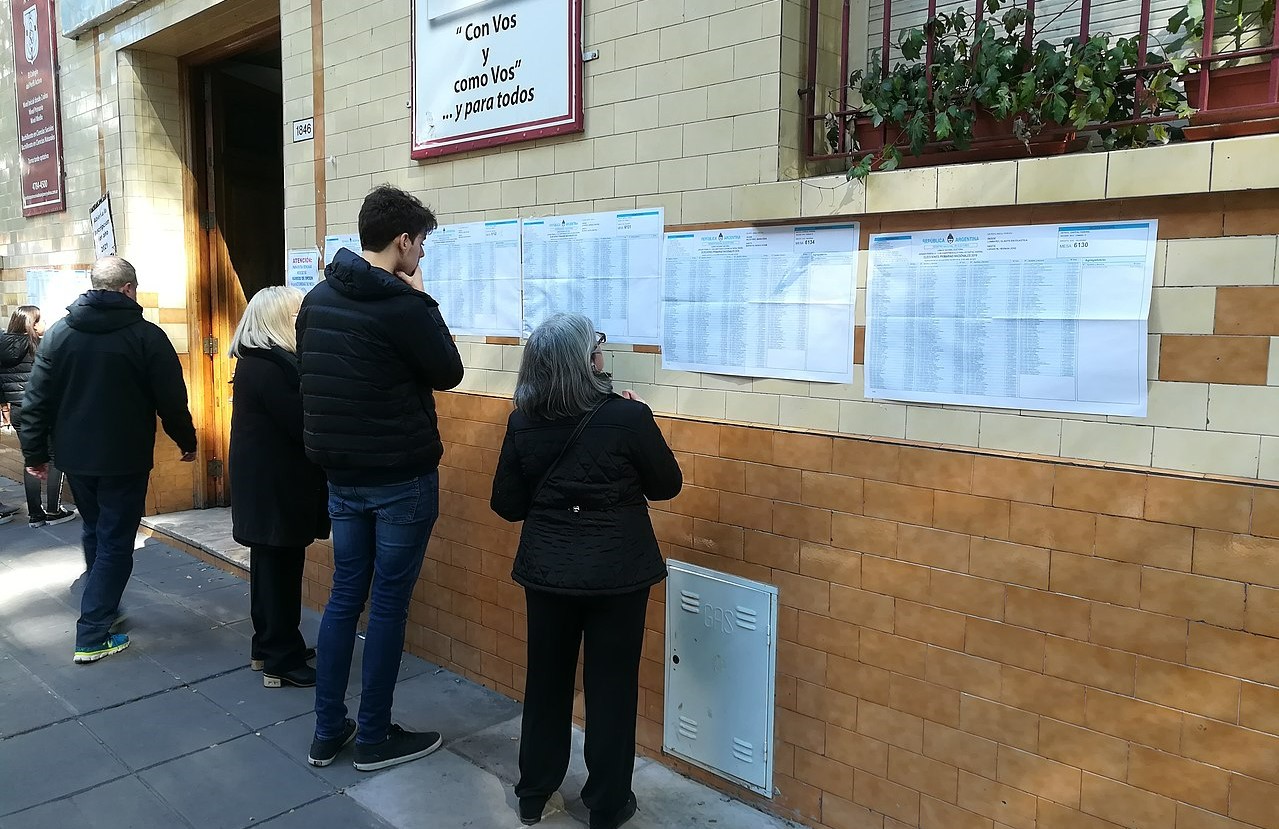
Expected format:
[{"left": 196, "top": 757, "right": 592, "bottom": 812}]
[{"left": 2, "top": 0, "right": 1279, "bottom": 827}]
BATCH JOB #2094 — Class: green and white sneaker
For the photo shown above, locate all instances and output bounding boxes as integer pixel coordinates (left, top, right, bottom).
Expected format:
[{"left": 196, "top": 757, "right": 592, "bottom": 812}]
[{"left": 74, "top": 633, "right": 130, "bottom": 664}]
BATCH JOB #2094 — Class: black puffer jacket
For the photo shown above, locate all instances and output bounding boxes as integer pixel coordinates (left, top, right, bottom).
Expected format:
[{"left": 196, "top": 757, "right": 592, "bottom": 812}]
[
  {"left": 19, "top": 291, "right": 196, "bottom": 475},
  {"left": 0, "top": 332, "right": 35, "bottom": 404},
  {"left": 491, "top": 395, "right": 683, "bottom": 595},
  {"left": 297, "top": 249, "right": 464, "bottom": 485}
]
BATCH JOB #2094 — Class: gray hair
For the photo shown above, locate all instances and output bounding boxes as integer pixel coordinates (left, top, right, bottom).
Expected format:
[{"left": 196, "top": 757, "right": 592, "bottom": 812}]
[
  {"left": 91, "top": 256, "right": 138, "bottom": 291},
  {"left": 514, "top": 313, "right": 612, "bottom": 419}
]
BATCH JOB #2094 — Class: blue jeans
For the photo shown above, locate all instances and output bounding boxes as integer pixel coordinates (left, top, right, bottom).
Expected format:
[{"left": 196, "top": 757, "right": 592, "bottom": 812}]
[
  {"left": 314, "top": 472, "right": 439, "bottom": 745},
  {"left": 68, "top": 473, "right": 150, "bottom": 649}
]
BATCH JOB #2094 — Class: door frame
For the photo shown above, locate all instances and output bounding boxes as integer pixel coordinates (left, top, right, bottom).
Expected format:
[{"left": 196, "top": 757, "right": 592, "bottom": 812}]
[{"left": 181, "top": 21, "right": 281, "bottom": 508}]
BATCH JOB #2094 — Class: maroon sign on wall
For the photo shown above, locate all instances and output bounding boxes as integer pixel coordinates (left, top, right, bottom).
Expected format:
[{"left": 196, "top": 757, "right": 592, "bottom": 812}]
[{"left": 10, "top": 0, "right": 65, "bottom": 217}]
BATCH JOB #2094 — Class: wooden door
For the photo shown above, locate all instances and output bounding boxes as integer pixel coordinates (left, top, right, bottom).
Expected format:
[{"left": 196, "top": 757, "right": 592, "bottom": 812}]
[{"left": 195, "top": 58, "right": 284, "bottom": 506}]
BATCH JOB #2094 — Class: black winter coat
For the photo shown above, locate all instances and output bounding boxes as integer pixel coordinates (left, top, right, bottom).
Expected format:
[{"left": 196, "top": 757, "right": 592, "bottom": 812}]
[
  {"left": 490, "top": 395, "right": 683, "bottom": 595},
  {"left": 19, "top": 291, "right": 197, "bottom": 475},
  {"left": 230, "top": 347, "right": 329, "bottom": 548},
  {"left": 0, "top": 332, "right": 34, "bottom": 404},
  {"left": 297, "top": 249, "right": 464, "bottom": 485}
]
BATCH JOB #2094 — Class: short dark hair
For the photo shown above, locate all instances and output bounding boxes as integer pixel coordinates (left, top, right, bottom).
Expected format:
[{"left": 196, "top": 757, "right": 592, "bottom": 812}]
[{"left": 358, "top": 185, "right": 438, "bottom": 252}]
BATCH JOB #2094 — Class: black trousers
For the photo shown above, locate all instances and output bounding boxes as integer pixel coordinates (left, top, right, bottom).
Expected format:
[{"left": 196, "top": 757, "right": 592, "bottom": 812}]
[
  {"left": 517, "top": 586, "right": 650, "bottom": 816},
  {"left": 249, "top": 545, "right": 308, "bottom": 673},
  {"left": 10, "top": 405, "right": 65, "bottom": 519}
]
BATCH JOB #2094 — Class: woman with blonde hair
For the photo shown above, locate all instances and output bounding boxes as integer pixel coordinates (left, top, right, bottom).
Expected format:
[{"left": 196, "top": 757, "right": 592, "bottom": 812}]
[{"left": 229, "top": 286, "right": 328, "bottom": 689}]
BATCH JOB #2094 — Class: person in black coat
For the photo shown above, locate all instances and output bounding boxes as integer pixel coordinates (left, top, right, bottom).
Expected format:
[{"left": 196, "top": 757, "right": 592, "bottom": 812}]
[
  {"left": 20, "top": 257, "right": 198, "bottom": 664},
  {"left": 491, "top": 313, "right": 682, "bottom": 829},
  {"left": 229, "top": 286, "right": 328, "bottom": 689},
  {"left": 1, "top": 305, "right": 74, "bottom": 528}
]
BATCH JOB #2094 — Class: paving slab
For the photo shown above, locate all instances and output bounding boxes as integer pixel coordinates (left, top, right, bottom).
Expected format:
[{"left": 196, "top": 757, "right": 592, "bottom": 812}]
[
  {"left": 257, "top": 793, "right": 397, "bottom": 829},
  {"left": 0, "top": 774, "right": 191, "bottom": 829},
  {"left": 172, "top": 581, "right": 251, "bottom": 624},
  {"left": 449, "top": 714, "right": 603, "bottom": 797},
  {"left": 389, "top": 668, "right": 523, "bottom": 742},
  {"left": 0, "top": 664, "right": 77, "bottom": 737},
  {"left": 139, "top": 734, "right": 332, "bottom": 829},
  {"left": 348, "top": 746, "right": 560, "bottom": 829},
  {"left": 133, "top": 559, "right": 242, "bottom": 598},
  {"left": 0, "top": 720, "right": 129, "bottom": 816},
  {"left": 82, "top": 686, "right": 250, "bottom": 771},
  {"left": 563, "top": 760, "right": 799, "bottom": 829},
  {"left": 260, "top": 712, "right": 370, "bottom": 790},
  {"left": 197, "top": 668, "right": 320, "bottom": 730},
  {"left": 11, "top": 648, "right": 182, "bottom": 717}
]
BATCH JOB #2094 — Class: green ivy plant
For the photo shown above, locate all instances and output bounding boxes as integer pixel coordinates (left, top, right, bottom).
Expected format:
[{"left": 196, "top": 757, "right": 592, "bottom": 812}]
[
  {"left": 1165, "top": 0, "right": 1276, "bottom": 71},
  {"left": 845, "top": 0, "right": 1192, "bottom": 180}
]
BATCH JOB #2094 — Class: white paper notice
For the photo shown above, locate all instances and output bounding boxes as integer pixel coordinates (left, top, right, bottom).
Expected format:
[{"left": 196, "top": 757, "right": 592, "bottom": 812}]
[
  {"left": 90, "top": 193, "right": 116, "bottom": 257},
  {"left": 26, "top": 269, "right": 91, "bottom": 322},
  {"left": 423, "top": 219, "right": 522, "bottom": 336},
  {"left": 865, "top": 220, "right": 1158, "bottom": 417},
  {"left": 522, "top": 209, "right": 664, "bottom": 345},
  {"left": 286, "top": 248, "right": 322, "bottom": 293},
  {"left": 661, "top": 223, "right": 860, "bottom": 383},
  {"left": 323, "top": 233, "right": 360, "bottom": 265}
]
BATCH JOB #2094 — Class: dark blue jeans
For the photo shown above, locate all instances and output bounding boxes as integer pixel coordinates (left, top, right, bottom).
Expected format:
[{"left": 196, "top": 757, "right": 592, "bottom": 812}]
[
  {"left": 314, "top": 472, "right": 439, "bottom": 745},
  {"left": 68, "top": 472, "right": 150, "bottom": 649}
]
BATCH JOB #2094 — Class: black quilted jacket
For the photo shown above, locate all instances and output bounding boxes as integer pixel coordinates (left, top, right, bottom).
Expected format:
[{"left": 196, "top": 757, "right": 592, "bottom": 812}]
[
  {"left": 0, "top": 332, "right": 34, "bottom": 404},
  {"left": 490, "top": 395, "right": 683, "bottom": 595},
  {"left": 297, "top": 249, "right": 464, "bottom": 485}
]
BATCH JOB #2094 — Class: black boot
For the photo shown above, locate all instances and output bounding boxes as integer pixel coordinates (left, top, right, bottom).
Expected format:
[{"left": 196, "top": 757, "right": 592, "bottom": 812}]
[
  {"left": 263, "top": 664, "right": 316, "bottom": 688},
  {"left": 519, "top": 795, "right": 550, "bottom": 825}
]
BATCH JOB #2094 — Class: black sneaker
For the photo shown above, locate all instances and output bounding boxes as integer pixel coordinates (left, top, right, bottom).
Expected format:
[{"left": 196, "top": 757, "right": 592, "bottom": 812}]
[
  {"left": 308, "top": 718, "right": 357, "bottom": 767},
  {"left": 30, "top": 507, "right": 77, "bottom": 528},
  {"left": 590, "top": 793, "right": 638, "bottom": 829},
  {"left": 352, "top": 725, "right": 443, "bottom": 772}
]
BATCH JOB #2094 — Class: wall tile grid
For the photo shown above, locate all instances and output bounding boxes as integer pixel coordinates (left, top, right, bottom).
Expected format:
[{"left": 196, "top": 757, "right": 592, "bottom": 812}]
[{"left": 297, "top": 390, "right": 1279, "bottom": 829}]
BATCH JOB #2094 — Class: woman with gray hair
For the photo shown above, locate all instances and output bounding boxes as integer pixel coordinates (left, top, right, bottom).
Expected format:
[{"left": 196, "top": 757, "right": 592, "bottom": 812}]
[{"left": 491, "top": 312, "right": 682, "bottom": 829}]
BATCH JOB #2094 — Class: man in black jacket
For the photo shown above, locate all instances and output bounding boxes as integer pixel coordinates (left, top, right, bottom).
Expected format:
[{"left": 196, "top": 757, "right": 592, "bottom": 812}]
[
  {"left": 20, "top": 256, "right": 197, "bottom": 664},
  {"left": 298, "top": 186, "right": 464, "bottom": 772}
]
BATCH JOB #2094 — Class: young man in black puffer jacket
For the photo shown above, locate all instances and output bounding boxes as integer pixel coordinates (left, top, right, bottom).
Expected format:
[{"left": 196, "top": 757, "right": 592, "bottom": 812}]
[{"left": 298, "top": 185, "right": 464, "bottom": 772}]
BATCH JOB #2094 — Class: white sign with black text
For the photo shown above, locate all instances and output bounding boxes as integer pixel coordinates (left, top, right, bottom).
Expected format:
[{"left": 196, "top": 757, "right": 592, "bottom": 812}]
[
  {"left": 90, "top": 193, "right": 116, "bottom": 258},
  {"left": 292, "top": 118, "right": 314, "bottom": 143},
  {"left": 411, "top": 0, "right": 583, "bottom": 158}
]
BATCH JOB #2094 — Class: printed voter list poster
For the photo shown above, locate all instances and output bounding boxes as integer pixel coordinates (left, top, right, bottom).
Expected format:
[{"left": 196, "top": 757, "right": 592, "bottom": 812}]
[
  {"left": 865, "top": 220, "right": 1158, "bottom": 417},
  {"left": 422, "top": 219, "right": 522, "bottom": 336},
  {"left": 521, "top": 209, "right": 664, "bottom": 345},
  {"left": 26, "top": 268, "right": 91, "bottom": 322},
  {"left": 323, "top": 233, "right": 360, "bottom": 266},
  {"left": 661, "top": 223, "right": 860, "bottom": 384}
]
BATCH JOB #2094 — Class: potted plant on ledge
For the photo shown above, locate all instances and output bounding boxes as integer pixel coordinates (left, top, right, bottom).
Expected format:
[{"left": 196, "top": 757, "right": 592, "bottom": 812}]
[
  {"left": 843, "top": 0, "right": 1191, "bottom": 179},
  {"left": 1166, "top": 0, "right": 1278, "bottom": 138}
]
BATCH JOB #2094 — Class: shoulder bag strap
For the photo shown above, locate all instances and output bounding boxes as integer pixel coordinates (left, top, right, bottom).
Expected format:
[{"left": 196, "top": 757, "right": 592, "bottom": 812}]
[{"left": 528, "top": 396, "right": 611, "bottom": 509}]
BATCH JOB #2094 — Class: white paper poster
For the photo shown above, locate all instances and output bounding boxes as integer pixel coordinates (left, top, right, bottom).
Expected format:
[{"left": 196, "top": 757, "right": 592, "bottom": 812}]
[
  {"left": 26, "top": 268, "right": 91, "bottom": 322},
  {"left": 865, "top": 220, "right": 1158, "bottom": 417},
  {"left": 411, "top": 0, "right": 583, "bottom": 158},
  {"left": 286, "top": 248, "right": 322, "bottom": 293},
  {"left": 661, "top": 224, "right": 860, "bottom": 383},
  {"left": 422, "top": 219, "right": 522, "bottom": 336},
  {"left": 522, "top": 209, "right": 664, "bottom": 345},
  {"left": 323, "top": 233, "right": 360, "bottom": 265},
  {"left": 90, "top": 193, "right": 116, "bottom": 257}
]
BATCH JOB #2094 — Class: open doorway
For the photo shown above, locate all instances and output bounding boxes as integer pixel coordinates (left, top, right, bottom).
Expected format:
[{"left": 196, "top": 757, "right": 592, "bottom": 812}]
[{"left": 188, "top": 39, "right": 285, "bottom": 507}]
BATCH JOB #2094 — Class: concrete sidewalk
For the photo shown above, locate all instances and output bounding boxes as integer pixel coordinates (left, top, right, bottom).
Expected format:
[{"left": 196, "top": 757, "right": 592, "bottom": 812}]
[{"left": 0, "top": 477, "right": 799, "bottom": 829}]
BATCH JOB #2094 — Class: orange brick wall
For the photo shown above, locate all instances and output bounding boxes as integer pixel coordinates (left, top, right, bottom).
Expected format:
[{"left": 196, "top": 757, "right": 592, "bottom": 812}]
[{"left": 296, "top": 390, "right": 1279, "bottom": 829}]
